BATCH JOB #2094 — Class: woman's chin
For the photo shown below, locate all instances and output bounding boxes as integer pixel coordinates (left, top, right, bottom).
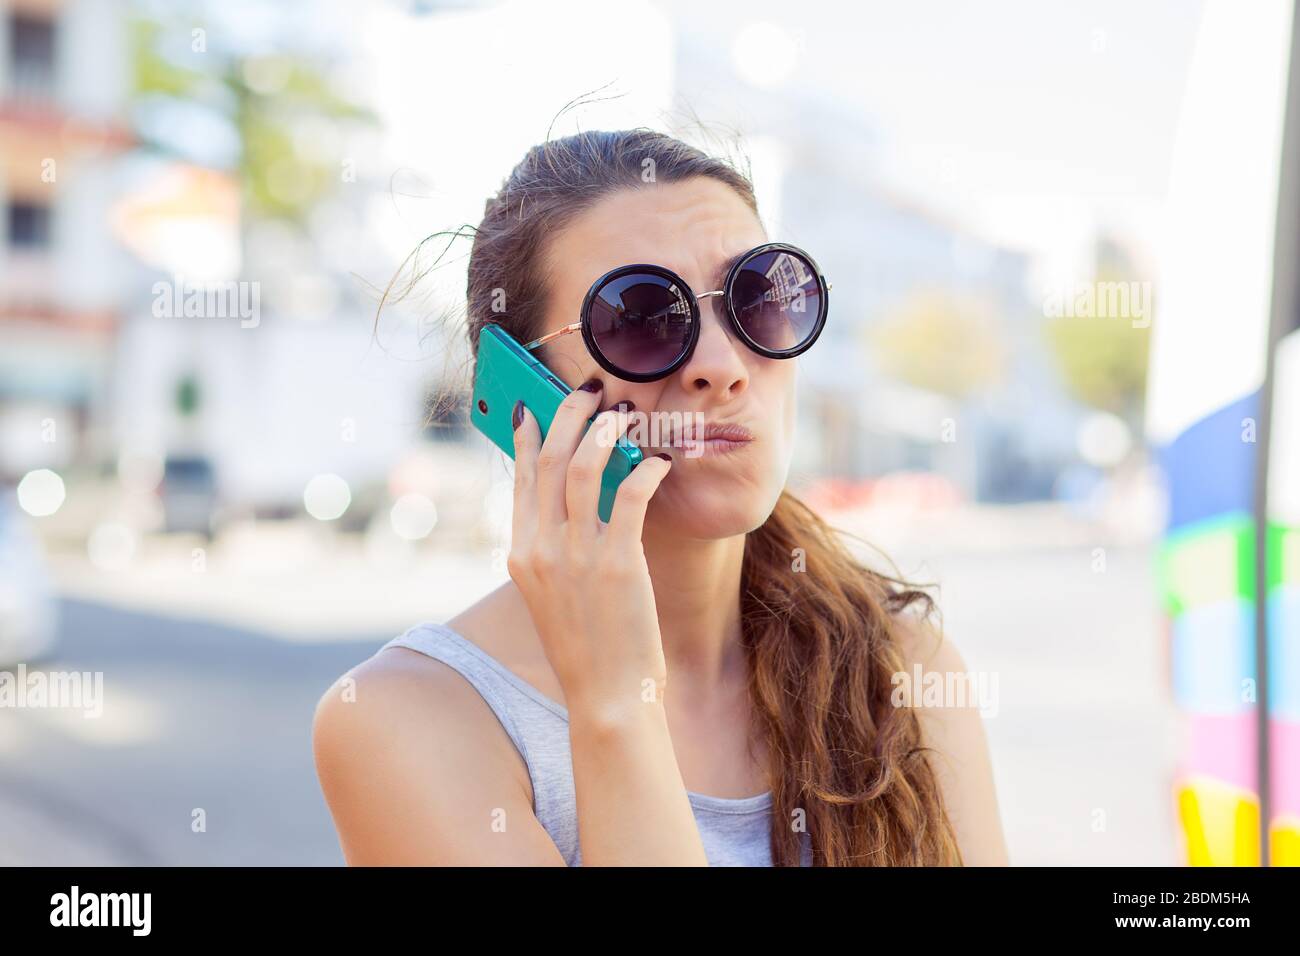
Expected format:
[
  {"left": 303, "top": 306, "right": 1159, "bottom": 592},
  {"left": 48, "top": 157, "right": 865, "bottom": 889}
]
[{"left": 647, "top": 480, "right": 781, "bottom": 538}]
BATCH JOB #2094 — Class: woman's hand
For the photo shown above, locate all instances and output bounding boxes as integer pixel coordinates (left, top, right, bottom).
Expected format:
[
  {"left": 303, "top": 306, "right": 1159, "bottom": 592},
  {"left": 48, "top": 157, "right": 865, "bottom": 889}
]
[
  {"left": 508, "top": 380, "right": 674, "bottom": 720},
  {"left": 507, "top": 380, "right": 710, "bottom": 866}
]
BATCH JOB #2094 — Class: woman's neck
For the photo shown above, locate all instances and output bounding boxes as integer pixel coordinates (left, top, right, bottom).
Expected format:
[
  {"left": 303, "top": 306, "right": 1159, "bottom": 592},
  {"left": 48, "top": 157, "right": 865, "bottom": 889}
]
[{"left": 642, "top": 528, "right": 748, "bottom": 693}]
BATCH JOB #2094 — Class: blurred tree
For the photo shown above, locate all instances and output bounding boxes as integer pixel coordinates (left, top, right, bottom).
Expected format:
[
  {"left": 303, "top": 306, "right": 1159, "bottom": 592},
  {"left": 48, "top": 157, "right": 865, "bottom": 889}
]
[
  {"left": 174, "top": 373, "right": 200, "bottom": 418},
  {"left": 129, "top": 15, "right": 374, "bottom": 224},
  {"left": 868, "top": 291, "right": 1007, "bottom": 400},
  {"left": 1044, "top": 241, "right": 1152, "bottom": 425}
]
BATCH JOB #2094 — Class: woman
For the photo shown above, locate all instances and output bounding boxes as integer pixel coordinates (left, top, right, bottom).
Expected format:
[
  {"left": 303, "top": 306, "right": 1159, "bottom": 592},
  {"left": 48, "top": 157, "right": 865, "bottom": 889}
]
[{"left": 313, "top": 128, "right": 1007, "bottom": 866}]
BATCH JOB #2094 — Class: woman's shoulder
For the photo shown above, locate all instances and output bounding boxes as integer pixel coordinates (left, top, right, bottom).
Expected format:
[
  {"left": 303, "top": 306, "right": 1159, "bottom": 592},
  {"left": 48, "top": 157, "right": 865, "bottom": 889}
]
[
  {"left": 312, "top": 584, "right": 536, "bottom": 791},
  {"left": 319, "top": 580, "right": 528, "bottom": 712},
  {"left": 890, "top": 608, "right": 966, "bottom": 676},
  {"left": 311, "top": 634, "right": 504, "bottom": 767},
  {"left": 310, "top": 587, "right": 559, "bottom": 864},
  {"left": 886, "top": 610, "right": 1010, "bottom": 864}
]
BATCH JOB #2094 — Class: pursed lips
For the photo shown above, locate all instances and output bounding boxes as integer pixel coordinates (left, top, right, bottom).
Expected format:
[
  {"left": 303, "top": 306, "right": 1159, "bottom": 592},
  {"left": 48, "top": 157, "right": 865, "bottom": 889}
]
[{"left": 657, "top": 420, "right": 756, "bottom": 457}]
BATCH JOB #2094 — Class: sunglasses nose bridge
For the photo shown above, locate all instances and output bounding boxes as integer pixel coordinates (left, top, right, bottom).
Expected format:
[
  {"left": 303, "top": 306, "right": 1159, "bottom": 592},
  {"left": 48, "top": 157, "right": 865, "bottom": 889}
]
[
  {"left": 692, "top": 288, "right": 728, "bottom": 325},
  {"left": 689, "top": 287, "right": 730, "bottom": 330},
  {"left": 688, "top": 287, "right": 748, "bottom": 363}
]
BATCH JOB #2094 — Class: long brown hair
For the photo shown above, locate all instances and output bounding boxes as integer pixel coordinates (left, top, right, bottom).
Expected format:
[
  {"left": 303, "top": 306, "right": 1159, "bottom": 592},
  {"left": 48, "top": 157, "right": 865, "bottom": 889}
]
[{"left": 386, "top": 127, "right": 962, "bottom": 866}]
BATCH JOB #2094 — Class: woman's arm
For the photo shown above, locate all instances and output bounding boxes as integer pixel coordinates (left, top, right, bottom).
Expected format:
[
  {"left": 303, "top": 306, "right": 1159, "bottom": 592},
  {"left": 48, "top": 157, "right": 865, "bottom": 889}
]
[
  {"left": 313, "top": 643, "right": 709, "bottom": 866},
  {"left": 501, "top": 389, "right": 710, "bottom": 866},
  {"left": 565, "top": 692, "right": 707, "bottom": 866},
  {"left": 312, "top": 650, "right": 567, "bottom": 865},
  {"left": 896, "top": 616, "right": 1010, "bottom": 866}
]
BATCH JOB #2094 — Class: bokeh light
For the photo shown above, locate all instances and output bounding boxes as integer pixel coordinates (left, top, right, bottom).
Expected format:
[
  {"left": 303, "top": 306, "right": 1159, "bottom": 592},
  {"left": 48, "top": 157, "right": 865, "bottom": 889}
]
[
  {"left": 303, "top": 474, "right": 351, "bottom": 521},
  {"left": 16, "top": 469, "right": 66, "bottom": 517}
]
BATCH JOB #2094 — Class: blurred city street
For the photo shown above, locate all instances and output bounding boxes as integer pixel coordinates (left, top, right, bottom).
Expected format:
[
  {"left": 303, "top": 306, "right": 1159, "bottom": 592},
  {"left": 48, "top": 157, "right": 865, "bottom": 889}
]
[
  {"left": 0, "top": 599, "right": 373, "bottom": 865},
  {"left": 5, "top": 0, "right": 1286, "bottom": 872},
  {"left": 0, "top": 503, "right": 1178, "bottom": 866}
]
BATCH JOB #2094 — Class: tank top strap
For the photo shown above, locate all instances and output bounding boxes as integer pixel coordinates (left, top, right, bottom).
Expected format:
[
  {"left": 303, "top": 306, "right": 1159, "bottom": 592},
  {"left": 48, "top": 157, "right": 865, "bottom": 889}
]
[
  {"left": 379, "top": 620, "right": 810, "bottom": 866},
  {"left": 386, "top": 622, "right": 550, "bottom": 754},
  {"left": 379, "top": 621, "right": 581, "bottom": 860}
]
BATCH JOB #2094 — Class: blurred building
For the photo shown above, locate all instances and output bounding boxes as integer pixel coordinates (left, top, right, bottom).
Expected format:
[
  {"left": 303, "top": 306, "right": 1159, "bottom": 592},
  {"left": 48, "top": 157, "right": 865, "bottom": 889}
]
[
  {"left": 0, "top": 0, "right": 131, "bottom": 479},
  {"left": 668, "top": 26, "right": 1080, "bottom": 502},
  {"left": 783, "top": 132, "right": 1078, "bottom": 502},
  {"left": 103, "top": 1, "right": 437, "bottom": 526}
]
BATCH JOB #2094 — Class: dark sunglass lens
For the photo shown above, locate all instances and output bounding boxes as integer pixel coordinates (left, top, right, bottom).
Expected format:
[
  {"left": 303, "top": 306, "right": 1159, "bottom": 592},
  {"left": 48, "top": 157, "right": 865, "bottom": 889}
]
[
  {"left": 588, "top": 272, "right": 693, "bottom": 376},
  {"left": 730, "top": 249, "right": 823, "bottom": 353}
]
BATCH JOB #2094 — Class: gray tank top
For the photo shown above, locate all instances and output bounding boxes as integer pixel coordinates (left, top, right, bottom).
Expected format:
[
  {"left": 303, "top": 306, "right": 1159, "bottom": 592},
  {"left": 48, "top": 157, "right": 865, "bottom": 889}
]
[{"left": 381, "top": 622, "right": 812, "bottom": 866}]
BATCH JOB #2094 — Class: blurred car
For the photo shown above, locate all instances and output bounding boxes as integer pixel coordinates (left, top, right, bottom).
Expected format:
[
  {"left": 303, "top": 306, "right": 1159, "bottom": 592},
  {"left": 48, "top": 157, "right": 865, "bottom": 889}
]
[
  {"left": 159, "top": 454, "right": 218, "bottom": 537},
  {"left": 0, "top": 493, "right": 59, "bottom": 666},
  {"left": 802, "top": 471, "right": 963, "bottom": 513}
]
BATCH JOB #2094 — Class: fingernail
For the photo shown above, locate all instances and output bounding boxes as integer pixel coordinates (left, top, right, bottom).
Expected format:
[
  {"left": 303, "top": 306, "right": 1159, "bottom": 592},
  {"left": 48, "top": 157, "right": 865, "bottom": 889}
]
[
  {"left": 612, "top": 399, "right": 635, "bottom": 413},
  {"left": 655, "top": 452, "right": 672, "bottom": 461},
  {"left": 512, "top": 400, "right": 524, "bottom": 430},
  {"left": 578, "top": 378, "right": 603, "bottom": 393}
]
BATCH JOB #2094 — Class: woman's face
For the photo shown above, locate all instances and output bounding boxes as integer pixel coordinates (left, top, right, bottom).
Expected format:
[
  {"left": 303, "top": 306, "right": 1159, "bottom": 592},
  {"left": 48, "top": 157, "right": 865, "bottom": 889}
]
[{"left": 534, "top": 176, "right": 797, "bottom": 538}]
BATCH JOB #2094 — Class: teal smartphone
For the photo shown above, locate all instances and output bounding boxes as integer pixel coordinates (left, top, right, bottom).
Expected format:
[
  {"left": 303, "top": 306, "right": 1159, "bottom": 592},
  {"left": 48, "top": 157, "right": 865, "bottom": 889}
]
[{"left": 470, "top": 324, "right": 644, "bottom": 522}]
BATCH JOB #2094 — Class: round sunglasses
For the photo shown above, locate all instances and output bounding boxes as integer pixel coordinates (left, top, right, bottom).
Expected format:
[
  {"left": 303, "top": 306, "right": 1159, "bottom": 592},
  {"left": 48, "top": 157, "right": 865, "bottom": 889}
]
[{"left": 521, "top": 242, "right": 831, "bottom": 383}]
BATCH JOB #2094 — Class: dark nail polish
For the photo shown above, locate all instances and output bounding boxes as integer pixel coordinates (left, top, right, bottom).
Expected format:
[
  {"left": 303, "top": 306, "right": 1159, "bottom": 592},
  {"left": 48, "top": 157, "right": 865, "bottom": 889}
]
[
  {"left": 655, "top": 452, "right": 672, "bottom": 461},
  {"left": 612, "top": 400, "right": 635, "bottom": 413},
  {"left": 512, "top": 400, "right": 524, "bottom": 430},
  {"left": 578, "top": 378, "right": 603, "bottom": 393}
]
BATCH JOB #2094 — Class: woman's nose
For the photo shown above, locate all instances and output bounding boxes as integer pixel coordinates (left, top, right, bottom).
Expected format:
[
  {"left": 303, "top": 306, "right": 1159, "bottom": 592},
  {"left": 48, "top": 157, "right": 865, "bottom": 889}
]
[{"left": 677, "top": 296, "right": 750, "bottom": 396}]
